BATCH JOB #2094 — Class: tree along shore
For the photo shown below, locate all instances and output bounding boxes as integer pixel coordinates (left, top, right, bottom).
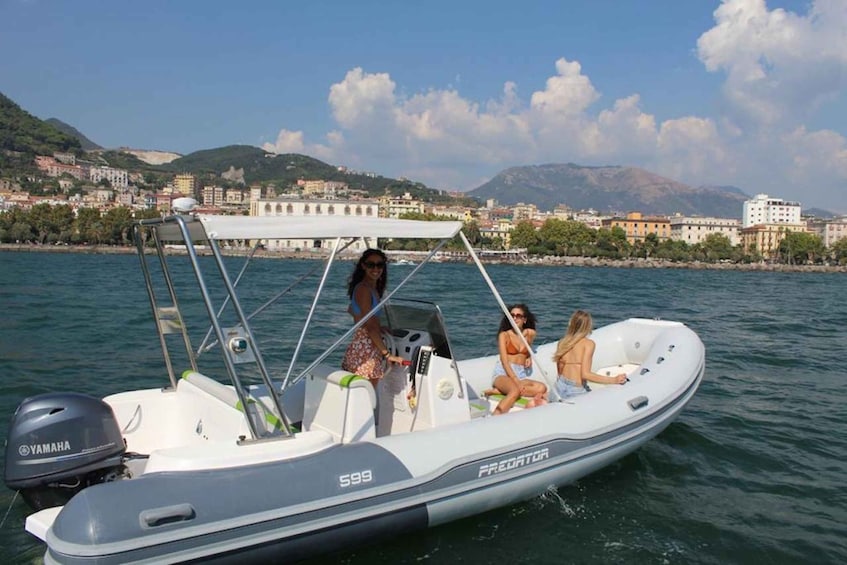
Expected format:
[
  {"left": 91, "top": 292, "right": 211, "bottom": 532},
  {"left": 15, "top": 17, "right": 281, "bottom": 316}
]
[{"left": 3, "top": 243, "right": 845, "bottom": 273}]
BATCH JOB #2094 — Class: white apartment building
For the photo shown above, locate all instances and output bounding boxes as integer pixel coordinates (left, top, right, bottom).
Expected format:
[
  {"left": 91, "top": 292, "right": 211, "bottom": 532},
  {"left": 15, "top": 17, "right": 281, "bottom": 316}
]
[
  {"left": 743, "top": 193, "right": 801, "bottom": 228},
  {"left": 251, "top": 198, "right": 380, "bottom": 252},
  {"left": 89, "top": 166, "right": 129, "bottom": 189},
  {"left": 552, "top": 204, "right": 571, "bottom": 220},
  {"left": 202, "top": 185, "right": 225, "bottom": 206},
  {"left": 299, "top": 180, "right": 325, "bottom": 196},
  {"left": 381, "top": 192, "right": 425, "bottom": 219},
  {"left": 428, "top": 204, "right": 470, "bottom": 221},
  {"left": 670, "top": 216, "right": 741, "bottom": 246},
  {"left": 479, "top": 219, "right": 514, "bottom": 249},
  {"left": 298, "top": 180, "right": 349, "bottom": 198},
  {"left": 572, "top": 209, "right": 604, "bottom": 229},
  {"left": 324, "top": 181, "right": 348, "bottom": 198},
  {"left": 226, "top": 189, "right": 246, "bottom": 205},
  {"left": 512, "top": 203, "right": 539, "bottom": 221},
  {"left": 822, "top": 218, "right": 847, "bottom": 247}
]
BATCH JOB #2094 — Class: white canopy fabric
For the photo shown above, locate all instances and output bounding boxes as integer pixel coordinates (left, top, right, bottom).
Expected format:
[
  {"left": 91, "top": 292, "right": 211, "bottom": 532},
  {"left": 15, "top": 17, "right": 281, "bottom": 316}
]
[{"left": 154, "top": 214, "right": 464, "bottom": 242}]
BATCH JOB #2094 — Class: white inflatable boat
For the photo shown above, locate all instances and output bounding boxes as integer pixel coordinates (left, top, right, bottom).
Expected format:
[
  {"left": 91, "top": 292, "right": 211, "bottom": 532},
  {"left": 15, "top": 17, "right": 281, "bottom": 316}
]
[{"left": 3, "top": 212, "right": 705, "bottom": 564}]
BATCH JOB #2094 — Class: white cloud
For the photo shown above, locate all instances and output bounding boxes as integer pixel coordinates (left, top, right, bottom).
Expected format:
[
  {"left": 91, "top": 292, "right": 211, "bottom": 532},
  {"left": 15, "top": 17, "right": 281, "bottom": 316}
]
[
  {"left": 657, "top": 117, "right": 731, "bottom": 180},
  {"left": 696, "top": 0, "right": 847, "bottom": 128},
  {"left": 328, "top": 67, "right": 397, "bottom": 129},
  {"left": 263, "top": 129, "right": 304, "bottom": 153},
  {"left": 783, "top": 126, "right": 847, "bottom": 180},
  {"left": 261, "top": 128, "right": 339, "bottom": 162},
  {"left": 529, "top": 58, "right": 600, "bottom": 118},
  {"left": 263, "top": 1, "right": 847, "bottom": 210}
]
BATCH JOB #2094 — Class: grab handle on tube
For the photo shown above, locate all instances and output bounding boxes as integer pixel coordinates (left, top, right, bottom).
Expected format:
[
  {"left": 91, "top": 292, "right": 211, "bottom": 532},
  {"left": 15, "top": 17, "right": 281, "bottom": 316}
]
[{"left": 140, "top": 503, "right": 196, "bottom": 528}]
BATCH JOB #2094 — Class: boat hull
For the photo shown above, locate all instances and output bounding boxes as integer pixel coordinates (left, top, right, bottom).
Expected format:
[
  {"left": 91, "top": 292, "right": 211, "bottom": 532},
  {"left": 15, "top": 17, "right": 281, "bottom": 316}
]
[
  {"left": 43, "top": 374, "right": 702, "bottom": 562},
  {"left": 33, "top": 319, "right": 704, "bottom": 564}
]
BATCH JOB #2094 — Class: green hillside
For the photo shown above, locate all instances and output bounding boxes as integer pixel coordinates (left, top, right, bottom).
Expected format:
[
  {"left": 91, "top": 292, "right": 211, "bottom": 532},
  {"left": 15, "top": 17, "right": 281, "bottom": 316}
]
[
  {"left": 159, "top": 145, "right": 473, "bottom": 203},
  {"left": 91, "top": 149, "right": 156, "bottom": 171},
  {"left": 0, "top": 92, "right": 82, "bottom": 173},
  {"left": 45, "top": 118, "right": 102, "bottom": 150}
]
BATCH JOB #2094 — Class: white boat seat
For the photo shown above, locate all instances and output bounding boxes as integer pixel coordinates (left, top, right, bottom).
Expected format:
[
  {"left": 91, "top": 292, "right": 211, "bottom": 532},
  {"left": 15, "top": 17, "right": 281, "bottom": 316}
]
[
  {"left": 302, "top": 369, "right": 376, "bottom": 443},
  {"left": 484, "top": 393, "right": 533, "bottom": 412},
  {"left": 180, "top": 371, "right": 284, "bottom": 436}
]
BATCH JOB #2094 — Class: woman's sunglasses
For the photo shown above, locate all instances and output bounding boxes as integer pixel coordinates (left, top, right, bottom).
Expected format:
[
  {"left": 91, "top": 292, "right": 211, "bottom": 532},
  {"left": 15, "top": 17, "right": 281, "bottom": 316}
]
[
  {"left": 363, "top": 261, "right": 385, "bottom": 269},
  {"left": 510, "top": 312, "right": 525, "bottom": 319}
]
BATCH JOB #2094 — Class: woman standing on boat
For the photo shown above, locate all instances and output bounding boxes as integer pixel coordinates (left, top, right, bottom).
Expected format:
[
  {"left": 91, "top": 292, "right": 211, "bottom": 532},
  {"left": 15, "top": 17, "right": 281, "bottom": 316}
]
[
  {"left": 342, "top": 249, "right": 403, "bottom": 386},
  {"left": 490, "top": 304, "right": 547, "bottom": 414},
  {"left": 553, "top": 310, "right": 627, "bottom": 398}
]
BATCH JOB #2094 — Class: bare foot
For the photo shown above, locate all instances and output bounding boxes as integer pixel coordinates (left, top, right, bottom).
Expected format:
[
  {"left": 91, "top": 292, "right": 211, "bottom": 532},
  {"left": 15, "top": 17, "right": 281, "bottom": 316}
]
[{"left": 483, "top": 388, "right": 499, "bottom": 396}]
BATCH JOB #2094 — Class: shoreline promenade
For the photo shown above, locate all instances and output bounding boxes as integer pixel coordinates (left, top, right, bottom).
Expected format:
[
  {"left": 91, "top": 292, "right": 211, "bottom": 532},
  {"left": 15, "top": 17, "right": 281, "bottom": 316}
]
[{"left": 2, "top": 243, "right": 845, "bottom": 273}]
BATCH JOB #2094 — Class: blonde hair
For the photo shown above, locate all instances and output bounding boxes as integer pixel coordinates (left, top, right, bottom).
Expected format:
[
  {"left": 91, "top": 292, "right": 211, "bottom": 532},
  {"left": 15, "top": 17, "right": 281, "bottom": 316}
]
[{"left": 552, "top": 310, "right": 594, "bottom": 363}]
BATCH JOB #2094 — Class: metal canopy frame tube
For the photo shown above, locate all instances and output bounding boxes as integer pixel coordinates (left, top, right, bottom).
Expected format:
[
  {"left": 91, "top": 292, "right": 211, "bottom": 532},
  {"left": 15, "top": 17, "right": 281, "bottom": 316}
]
[
  {"left": 459, "top": 231, "right": 556, "bottom": 398},
  {"left": 151, "top": 227, "right": 198, "bottom": 376},
  {"left": 196, "top": 240, "right": 262, "bottom": 356},
  {"left": 288, "top": 237, "right": 452, "bottom": 390},
  {"left": 167, "top": 216, "right": 261, "bottom": 440},
  {"left": 205, "top": 236, "right": 292, "bottom": 437},
  {"left": 280, "top": 237, "right": 342, "bottom": 391},
  {"left": 133, "top": 224, "right": 180, "bottom": 390}
]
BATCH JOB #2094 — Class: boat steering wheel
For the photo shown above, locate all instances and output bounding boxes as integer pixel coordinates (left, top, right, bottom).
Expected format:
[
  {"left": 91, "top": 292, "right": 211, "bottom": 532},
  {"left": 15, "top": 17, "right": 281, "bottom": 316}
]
[{"left": 381, "top": 329, "right": 398, "bottom": 370}]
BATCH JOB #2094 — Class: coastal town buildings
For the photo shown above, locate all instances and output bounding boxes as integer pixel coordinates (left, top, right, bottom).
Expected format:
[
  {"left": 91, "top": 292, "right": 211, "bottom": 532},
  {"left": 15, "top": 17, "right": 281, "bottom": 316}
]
[
  {"left": 8, "top": 146, "right": 847, "bottom": 262},
  {"left": 295, "top": 179, "right": 349, "bottom": 198},
  {"left": 743, "top": 193, "right": 801, "bottom": 228},
  {"left": 53, "top": 152, "right": 76, "bottom": 165},
  {"left": 552, "top": 204, "right": 571, "bottom": 220},
  {"left": 739, "top": 193, "right": 807, "bottom": 258},
  {"left": 89, "top": 166, "right": 128, "bottom": 189},
  {"left": 428, "top": 204, "right": 470, "bottom": 221},
  {"left": 173, "top": 174, "right": 198, "bottom": 198},
  {"left": 803, "top": 215, "right": 847, "bottom": 248},
  {"left": 669, "top": 216, "right": 741, "bottom": 246},
  {"left": 739, "top": 223, "right": 808, "bottom": 257},
  {"left": 251, "top": 197, "right": 380, "bottom": 252},
  {"left": 225, "top": 188, "right": 246, "bottom": 205},
  {"left": 202, "top": 185, "right": 225, "bottom": 206},
  {"left": 479, "top": 219, "right": 514, "bottom": 249},
  {"left": 819, "top": 217, "right": 847, "bottom": 247},
  {"left": 571, "top": 209, "right": 605, "bottom": 229},
  {"left": 380, "top": 192, "right": 425, "bottom": 219},
  {"left": 602, "top": 212, "right": 671, "bottom": 244},
  {"left": 34, "top": 156, "right": 86, "bottom": 181},
  {"left": 512, "top": 203, "right": 539, "bottom": 221}
]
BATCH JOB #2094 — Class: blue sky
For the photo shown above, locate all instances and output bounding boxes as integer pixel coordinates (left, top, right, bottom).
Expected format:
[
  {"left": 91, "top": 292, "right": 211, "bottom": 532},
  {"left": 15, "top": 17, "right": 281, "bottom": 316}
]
[{"left": 2, "top": 0, "right": 845, "bottom": 212}]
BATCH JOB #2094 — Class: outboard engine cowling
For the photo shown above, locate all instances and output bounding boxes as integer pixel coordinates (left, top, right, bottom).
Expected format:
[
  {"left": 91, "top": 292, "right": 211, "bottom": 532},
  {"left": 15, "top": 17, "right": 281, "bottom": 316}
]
[{"left": 4, "top": 392, "right": 127, "bottom": 511}]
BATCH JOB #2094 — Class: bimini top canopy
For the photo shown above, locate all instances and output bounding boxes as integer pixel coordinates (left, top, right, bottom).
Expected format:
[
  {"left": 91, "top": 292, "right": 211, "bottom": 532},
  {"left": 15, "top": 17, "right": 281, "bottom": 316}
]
[{"left": 152, "top": 214, "right": 464, "bottom": 243}]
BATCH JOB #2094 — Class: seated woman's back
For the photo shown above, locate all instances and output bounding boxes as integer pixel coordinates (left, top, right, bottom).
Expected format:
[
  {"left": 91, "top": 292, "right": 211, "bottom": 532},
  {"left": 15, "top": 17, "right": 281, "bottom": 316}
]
[{"left": 557, "top": 337, "right": 594, "bottom": 386}]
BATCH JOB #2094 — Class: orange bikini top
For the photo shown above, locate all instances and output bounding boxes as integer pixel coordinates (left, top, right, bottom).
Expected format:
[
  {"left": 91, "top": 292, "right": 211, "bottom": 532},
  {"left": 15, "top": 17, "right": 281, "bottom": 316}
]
[{"left": 505, "top": 333, "right": 530, "bottom": 355}]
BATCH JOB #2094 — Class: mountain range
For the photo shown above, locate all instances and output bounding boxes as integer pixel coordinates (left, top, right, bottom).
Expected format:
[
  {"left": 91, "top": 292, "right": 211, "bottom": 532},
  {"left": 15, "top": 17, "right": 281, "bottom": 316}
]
[
  {"left": 3, "top": 91, "right": 838, "bottom": 218},
  {"left": 467, "top": 163, "right": 749, "bottom": 218}
]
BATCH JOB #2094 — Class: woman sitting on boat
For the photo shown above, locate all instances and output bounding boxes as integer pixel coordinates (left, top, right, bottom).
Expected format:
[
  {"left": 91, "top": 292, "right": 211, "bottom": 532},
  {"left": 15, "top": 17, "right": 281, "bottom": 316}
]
[
  {"left": 342, "top": 249, "right": 403, "bottom": 386},
  {"left": 490, "top": 304, "right": 548, "bottom": 414},
  {"left": 553, "top": 310, "right": 627, "bottom": 398}
]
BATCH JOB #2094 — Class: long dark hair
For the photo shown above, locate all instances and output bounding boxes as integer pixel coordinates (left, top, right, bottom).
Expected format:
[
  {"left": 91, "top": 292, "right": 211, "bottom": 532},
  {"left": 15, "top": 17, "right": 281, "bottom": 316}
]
[
  {"left": 347, "top": 248, "right": 388, "bottom": 298},
  {"left": 497, "top": 303, "right": 537, "bottom": 334}
]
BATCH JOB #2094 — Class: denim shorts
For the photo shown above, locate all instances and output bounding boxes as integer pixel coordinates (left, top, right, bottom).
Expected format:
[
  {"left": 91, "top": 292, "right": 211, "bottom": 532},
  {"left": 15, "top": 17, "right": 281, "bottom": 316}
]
[
  {"left": 556, "top": 376, "right": 589, "bottom": 399},
  {"left": 493, "top": 360, "right": 531, "bottom": 381}
]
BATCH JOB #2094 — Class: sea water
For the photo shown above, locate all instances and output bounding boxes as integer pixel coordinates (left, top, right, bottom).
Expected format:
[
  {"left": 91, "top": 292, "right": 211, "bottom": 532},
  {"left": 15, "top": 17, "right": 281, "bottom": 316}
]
[{"left": 0, "top": 252, "right": 845, "bottom": 564}]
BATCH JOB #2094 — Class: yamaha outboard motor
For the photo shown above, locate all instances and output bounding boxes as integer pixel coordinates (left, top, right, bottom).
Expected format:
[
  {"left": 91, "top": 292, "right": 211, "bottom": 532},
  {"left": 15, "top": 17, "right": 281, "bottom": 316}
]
[{"left": 4, "top": 392, "right": 127, "bottom": 511}]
